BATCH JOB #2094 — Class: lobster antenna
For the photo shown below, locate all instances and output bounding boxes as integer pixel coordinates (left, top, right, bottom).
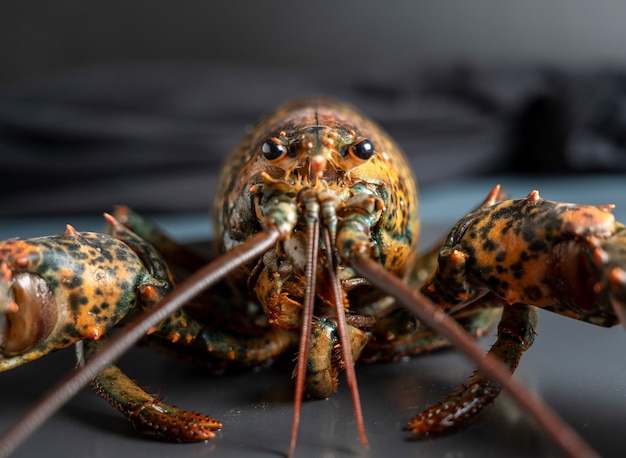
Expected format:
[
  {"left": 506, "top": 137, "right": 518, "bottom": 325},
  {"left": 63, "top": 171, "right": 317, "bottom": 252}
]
[
  {"left": 323, "top": 227, "right": 368, "bottom": 447},
  {"left": 288, "top": 201, "right": 320, "bottom": 458},
  {"left": 0, "top": 229, "right": 281, "bottom": 458},
  {"left": 348, "top": 252, "right": 599, "bottom": 458}
]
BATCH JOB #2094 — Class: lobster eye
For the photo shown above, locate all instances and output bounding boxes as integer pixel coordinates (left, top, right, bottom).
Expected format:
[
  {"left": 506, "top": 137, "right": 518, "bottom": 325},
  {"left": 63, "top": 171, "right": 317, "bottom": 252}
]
[
  {"left": 348, "top": 139, "right": 375, "bottom": 161},
  {"left": 262, "top": 138, "right": 289, "bottom": 161}
]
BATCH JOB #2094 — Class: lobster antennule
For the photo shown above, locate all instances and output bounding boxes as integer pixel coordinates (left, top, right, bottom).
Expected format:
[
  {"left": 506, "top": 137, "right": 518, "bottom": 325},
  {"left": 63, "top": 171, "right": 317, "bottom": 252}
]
[
  {"left": 288, "top": 192, "right": 369, "bottom": 457},
  {"left": 289, "top": 196, "right": 320, "bottom": 458},
  {"left": 322, "top": 226, "right": 368, "bottom": 449}
]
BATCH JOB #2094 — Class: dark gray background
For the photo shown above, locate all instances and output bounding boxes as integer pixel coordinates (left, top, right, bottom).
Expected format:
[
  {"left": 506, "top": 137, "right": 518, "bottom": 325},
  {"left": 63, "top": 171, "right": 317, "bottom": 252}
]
[
  {"left": 2, "top": 1, "right": 626, "bottom": 88},
  {"left": 1, "top": 2, "right": 626, "bottom": 457}
]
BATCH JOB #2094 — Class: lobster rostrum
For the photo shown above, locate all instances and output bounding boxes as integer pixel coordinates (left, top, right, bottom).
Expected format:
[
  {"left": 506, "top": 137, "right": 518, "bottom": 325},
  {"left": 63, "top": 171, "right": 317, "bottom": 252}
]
[{"left": 0, "top": 98, "right": 624, "bottom": 458}]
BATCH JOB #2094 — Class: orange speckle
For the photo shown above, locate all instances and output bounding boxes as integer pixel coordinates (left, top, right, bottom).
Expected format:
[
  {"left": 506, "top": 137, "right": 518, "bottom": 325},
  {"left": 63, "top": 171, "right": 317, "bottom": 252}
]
[
  {"left": 142, "top": 285, "right": 158, "bottom": 302},
  {"left": 593, "top": 246, "right": 609, "bottom": 264},
  {"left": 311, "top": 155, "right": 326, "bottom": 178},
  {"left": 485, "top": 185, "right": 501, "bottom": 206},
  {"left": 610, "top": 267, "right": 626, "bottom": 286},
  {"left": 65, "top": 224, "right": 79, "bottom": 238},
  {"left": 0, "top": 262, "right": 12, "bottom": 282},
  {"left": 6, "top": 300, "right": 19, "bottom": 314},
  {"left": 85, "top": 325, "right": 101, "bottom": 340},
  {"left": 451, "top": 250, "right": 468, "bottom": 266},
  {"left": 593, "top": 282, "right": 603, "bottom": 294},
  {"left": 526, "top": 190, "right": 541, "bottom": 202},
  {"left": 103, "top": 213, "right": 123, "bottom": 231},
  {"left": 597, "top": 204, "right": 615, "bottom": 213}
]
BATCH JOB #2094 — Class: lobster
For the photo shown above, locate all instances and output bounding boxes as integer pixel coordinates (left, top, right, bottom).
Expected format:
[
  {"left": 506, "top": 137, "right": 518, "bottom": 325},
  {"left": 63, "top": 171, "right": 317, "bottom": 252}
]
[{"left": 1, "top": 97, "right": 625, "bottom": 457}]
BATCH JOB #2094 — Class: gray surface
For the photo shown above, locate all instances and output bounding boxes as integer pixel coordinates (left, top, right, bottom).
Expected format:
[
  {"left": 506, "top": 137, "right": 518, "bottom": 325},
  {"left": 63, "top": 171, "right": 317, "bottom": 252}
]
[{"left": 1, "top": 175, "right": 626, "bottom": 457}]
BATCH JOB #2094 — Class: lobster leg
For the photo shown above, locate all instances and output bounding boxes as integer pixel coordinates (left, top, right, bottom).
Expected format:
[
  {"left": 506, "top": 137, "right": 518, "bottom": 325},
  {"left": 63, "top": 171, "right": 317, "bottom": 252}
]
[
  {"left": 405, "top": 301, "right": 537, "bottom": 435},
  {"left": 145, "top": 304, "right": 294, "bottom": 371},
  {"left": 74, "top": 217, "right": 222, "bottom": 440},
  {"left": 361, "top": 304, "right": 502, "bottom": 363},
  {"left": 81, "top": 337, "right": 222, "bottom": 441}
]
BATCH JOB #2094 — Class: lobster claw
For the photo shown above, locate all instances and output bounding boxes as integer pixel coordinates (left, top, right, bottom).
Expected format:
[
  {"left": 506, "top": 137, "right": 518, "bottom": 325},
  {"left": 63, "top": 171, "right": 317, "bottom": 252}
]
[{"left": 608, "top": 267, "right": 626, "bottom": 331}]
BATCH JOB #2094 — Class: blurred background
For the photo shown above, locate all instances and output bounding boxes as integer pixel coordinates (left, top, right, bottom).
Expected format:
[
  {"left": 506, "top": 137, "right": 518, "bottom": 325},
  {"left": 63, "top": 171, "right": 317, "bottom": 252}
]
[{"left": 1, "top": 0, "right": 626, "bottom": 217}]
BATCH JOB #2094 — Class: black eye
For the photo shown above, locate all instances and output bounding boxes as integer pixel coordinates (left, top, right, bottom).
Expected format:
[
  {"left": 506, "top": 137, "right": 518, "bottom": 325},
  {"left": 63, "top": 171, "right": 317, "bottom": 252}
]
[
  {"left": 348, "top": 139, "right": 375, "bottom": 161},
  {"left": 262, "top": 138, "right": 289, "bottom": 161}
]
